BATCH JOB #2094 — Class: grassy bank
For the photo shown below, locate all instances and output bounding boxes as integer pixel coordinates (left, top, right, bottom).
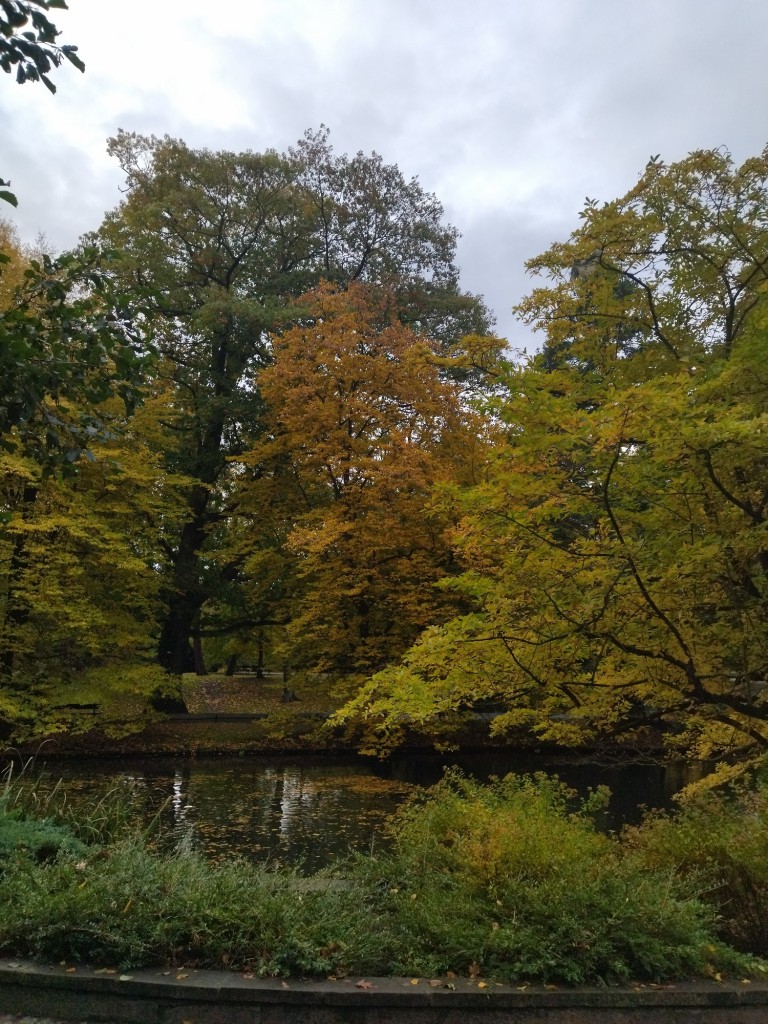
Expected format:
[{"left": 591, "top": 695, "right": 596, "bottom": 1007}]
[
  {"left": 10, "top": 673, "right": 522, "bottom": 758},
  {"left": 0, "top": 767, "right": 766, "bottom": 985}
]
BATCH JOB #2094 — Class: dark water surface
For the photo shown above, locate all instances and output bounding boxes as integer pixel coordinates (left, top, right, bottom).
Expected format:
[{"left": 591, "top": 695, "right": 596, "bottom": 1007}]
[{"left": 19, "top": 752, "right": 709, "bottom": 872}]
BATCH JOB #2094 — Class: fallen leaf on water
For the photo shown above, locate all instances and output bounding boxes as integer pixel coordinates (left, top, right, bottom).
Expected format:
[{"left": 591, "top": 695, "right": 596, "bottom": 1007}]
[
  {"left": 242, "top": 972, "right": 255, "bottom": 980},
  {"left": 356, "top": 980, "right": 374, "bottom": 990},
  {"left": 176, "top": 973, "right": 189, "bottom": 980},
  {"left": 428, "top": 980, "right": 442, "bottom": 988},
  {"left": 477, "top": 981, "right": 488, "bottom": 989},
  {"left": 410, "top": 978, "right": 420, "bottom": 985},
  {"left": 281, "top": 981, "right": 290, "bottom": 989},
  {"left": 66, "top": 968, "right": 77, "bottom": 974},
  {"left": 119, "top": 975, "right": 132, "bottom": 982}
]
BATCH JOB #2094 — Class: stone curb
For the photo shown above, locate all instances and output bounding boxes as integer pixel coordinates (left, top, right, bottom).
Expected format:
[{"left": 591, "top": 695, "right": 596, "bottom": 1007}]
[{"left": 2, "top": 959, "right": 768, "bottom": 1023}]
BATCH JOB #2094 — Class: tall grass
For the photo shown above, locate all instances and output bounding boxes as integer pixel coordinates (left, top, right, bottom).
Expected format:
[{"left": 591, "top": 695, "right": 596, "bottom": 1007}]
[{"left": 1, "top": 756, "right": 159, "bottom": 846}]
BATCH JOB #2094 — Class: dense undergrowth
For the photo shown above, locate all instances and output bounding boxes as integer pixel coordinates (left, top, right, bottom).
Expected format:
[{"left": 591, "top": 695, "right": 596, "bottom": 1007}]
[{"left": 0, "top": 765, "right": 765, "bottom": 985}]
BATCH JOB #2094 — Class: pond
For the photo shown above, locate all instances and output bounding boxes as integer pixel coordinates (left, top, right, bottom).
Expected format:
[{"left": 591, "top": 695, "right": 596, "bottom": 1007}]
[{"left": 8, "top": 752, "right": 710, "bottom": 872}]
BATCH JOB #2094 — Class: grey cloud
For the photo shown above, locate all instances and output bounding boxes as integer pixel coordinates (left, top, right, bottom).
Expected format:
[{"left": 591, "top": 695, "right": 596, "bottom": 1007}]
[{"left": 2, "top": 0, "right": 768, "bottom": 347}]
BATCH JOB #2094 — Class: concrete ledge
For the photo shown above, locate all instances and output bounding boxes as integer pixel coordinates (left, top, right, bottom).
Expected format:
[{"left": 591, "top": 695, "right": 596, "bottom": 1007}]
[{"left": 1, "top": 959, "right": 767, "bottom": 1023}]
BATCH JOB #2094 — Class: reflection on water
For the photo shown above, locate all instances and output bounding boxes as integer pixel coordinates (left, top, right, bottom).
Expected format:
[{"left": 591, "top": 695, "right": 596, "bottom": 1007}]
[
  {"left": 37, "top": 758, "right": 413, "bottom": 871},
  {"left": 19, "top": 753, "right": 710, "bottom": 871}
]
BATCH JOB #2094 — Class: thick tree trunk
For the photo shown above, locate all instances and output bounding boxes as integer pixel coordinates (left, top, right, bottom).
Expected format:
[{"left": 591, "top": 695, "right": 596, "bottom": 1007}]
[
  {"left": 156, "top": 374, "right": 231, "bottom": 674},
  {"left": 157, "top": 484, "right": 211, "bottom": 675},
  {"left": 158, "top": 600, "right": 197, "bottom": 675}
]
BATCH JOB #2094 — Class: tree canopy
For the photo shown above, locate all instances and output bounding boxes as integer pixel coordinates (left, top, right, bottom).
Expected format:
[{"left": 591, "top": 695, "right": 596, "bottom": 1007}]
[{"left": 0, "top": 242, "right": 148, "bottom": 471}]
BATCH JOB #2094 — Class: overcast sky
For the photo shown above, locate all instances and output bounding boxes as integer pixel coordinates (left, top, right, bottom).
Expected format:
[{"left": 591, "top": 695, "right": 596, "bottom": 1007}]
[{"left": 2, "top": 0, "right": 767, "bottom": 348}]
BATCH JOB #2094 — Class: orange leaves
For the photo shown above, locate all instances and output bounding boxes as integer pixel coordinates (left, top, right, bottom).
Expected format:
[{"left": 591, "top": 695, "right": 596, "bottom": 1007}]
[
  {"left": 259, "top": 282, "right": 455, "bottom": 493},
  {"left": 236, "top": 282, "right": 485, "bottom": 675}
]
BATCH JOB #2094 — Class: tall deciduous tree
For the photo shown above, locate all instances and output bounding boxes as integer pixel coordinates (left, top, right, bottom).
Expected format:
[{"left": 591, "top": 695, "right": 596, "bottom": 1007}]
[
  {"left": 235, "top": 283, "right": 487, "bottom": 675},
  {"left": 97, "top": 128, "right": 491, "bottom": 673},
  {"left": 339, "top": 147, "right": 768, "bottom": 759}
]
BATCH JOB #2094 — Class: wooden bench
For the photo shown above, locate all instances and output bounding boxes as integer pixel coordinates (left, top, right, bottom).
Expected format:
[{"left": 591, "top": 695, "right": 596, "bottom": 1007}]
[{"left": 53, "top": 703, "right": 101, "bottom": 716}]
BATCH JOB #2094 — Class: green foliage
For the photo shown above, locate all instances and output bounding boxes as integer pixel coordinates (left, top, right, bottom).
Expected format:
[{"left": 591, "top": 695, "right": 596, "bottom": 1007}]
[
  {"left": 0, "top": 762, "right": 89, "bottom": 866},
  {"left": 0, "top": 807, "right": 86, "bottom": 866},
  {"left": 0, "top": 834, "right": 378, "bottom": 973},
  {"left": 42, "top": 663, "right": 182, "bottom": 735},
  {"left": 96, "top": 128, "right": 491, "bottom": 673},
  {"left": 0, "top": 424, "right": 178, "bottom": 730},
  {"left": 0, "top": 246, "right": 149, "bottom": 469},
  {"left": 2, "top": 764, "right": 154, "bottom": 848}
]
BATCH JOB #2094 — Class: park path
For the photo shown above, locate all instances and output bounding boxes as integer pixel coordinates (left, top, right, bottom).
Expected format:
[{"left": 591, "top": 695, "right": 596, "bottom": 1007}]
[
  {"left": 0, "top": 1017, "right": 71, "bottom": 1023},
  {"left": 0, "top": 1017, "right": 59, "bottom": 1023},
  {"left": 0, "top": 1015, "right": 54, "bottom": 1024},
  {"left": 0, "top": 1016, "right": 117, "bottom": 1023}
]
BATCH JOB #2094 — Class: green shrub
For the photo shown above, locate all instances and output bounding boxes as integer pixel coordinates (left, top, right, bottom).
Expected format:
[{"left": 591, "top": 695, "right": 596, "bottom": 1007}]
[
  {"left": 624, "top": 776, "right": 768, "bottom": 955},
  {"left": 0, "top": 808, "right": 87, "bottom": 866},
  {"left": 0, "top": 764, "right": 89, "bottom": 866},
  {"left": 346, "top": 770, "right": 747, "bottom": 984},
  {"left": 0, "top": 840, "right": 377, "bottom": 974}
]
